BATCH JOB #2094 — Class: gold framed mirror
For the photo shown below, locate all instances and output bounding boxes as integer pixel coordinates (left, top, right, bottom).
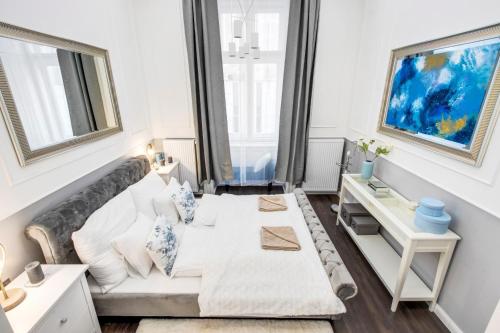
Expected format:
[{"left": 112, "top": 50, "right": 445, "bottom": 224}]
[{"left": 0, "top": 21, "right": 122, "bottom": 166}]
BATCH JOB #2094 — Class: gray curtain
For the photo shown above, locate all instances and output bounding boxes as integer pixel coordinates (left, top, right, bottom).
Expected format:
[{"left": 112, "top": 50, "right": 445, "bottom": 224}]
[
  {"left": 275, "top": 0, "right": 320, "bottom": 185},
  {"left": 182, "top": 0, "right": 233, "bottom": 184},
  {"left": 57, "top": 50, "right": 107, "bottom": 136}
]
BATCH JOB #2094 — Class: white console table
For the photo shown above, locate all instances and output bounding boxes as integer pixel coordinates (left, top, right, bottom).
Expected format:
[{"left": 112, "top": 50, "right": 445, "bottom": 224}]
[{"left": 337, "top": 174, "right": 460, "bottom": 312}]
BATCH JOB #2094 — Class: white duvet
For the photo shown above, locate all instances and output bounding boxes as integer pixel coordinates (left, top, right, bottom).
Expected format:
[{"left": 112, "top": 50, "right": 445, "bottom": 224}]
[{"left": 198, "top": 193, "right": 345, "bottom": 317}]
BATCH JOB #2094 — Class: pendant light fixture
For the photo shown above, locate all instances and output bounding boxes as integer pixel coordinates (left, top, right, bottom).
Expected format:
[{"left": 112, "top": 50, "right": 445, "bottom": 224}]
[
  {"left": 233, "top": 19, "right": 243, "bottom": 38},
  {"left": 228, "top": 42, "right": 237, "bottom": 57},
  {"left": 238, "top": 45, "right": 245, "bottom": 59},
  {"left": 242, "top": 42, "right": 250, "bottom": 55},
  {"left": 252, "top": 47, "right": 260, "bottom": 60},
  {"left": 228, "top": 0, "right": 258, "bottom": 60},
  {"left": 250, "top": 32, "right": 259, "bottom": 49}
]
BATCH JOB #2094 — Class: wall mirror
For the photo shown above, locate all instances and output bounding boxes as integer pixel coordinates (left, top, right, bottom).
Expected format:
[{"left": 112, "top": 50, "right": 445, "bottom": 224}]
[{"left": 0, "top": 22, "right": 122, "bottom": 166}]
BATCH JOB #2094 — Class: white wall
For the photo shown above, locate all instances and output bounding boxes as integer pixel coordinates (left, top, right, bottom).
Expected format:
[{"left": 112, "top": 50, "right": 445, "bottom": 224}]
[
  {"left": 132, "top": 0, "right": 365, "bottom": 141},
  {"left": 133, "top": 0, "right": 195, "bottom": 139},
  {"left": 0, "top": 0, "right": 152, "bottom": 277},
  {"left": 486, "top": 299, "right": 500, "bottom": 333},
  {"left": 309, "top": 0, "right": 365, "bottom": 139},
  {"left": 346, "top": 0, "right": 500, "bottom": 218}
]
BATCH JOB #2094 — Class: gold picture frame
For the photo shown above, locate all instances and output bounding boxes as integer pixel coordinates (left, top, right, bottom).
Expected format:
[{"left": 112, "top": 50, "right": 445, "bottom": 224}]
[
  {"left": 0, "top": 21, "right": 122, "bottom": 167},
  {"left": 377, "top": 23, "right": 500, "bottom": 166}
]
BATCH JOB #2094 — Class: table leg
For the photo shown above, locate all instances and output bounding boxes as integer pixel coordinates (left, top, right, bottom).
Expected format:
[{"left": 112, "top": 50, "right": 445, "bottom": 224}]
[
  {"left": 336, "top": 185, "right": 345, "bottom": 226},
  {"left": 429, "top": 241, "right": 457, "bottom": 311},
  {"left": 391, "top": 241, "right": 416, "bottom": 312}
]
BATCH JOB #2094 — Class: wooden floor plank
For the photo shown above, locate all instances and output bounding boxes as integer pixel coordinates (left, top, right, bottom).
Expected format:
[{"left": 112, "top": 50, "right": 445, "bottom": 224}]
[{"left": 308, "top": 194, "right": 449, "bottom": 333}]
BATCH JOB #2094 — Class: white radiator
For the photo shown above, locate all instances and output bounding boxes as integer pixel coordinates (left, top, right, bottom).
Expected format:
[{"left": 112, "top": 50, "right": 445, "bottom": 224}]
[
  {"left": 163, "top": 138, "right": 199, "bottom": 192},
  {"left": 302, "top": 138, "right": 344, "bottom": 193}
]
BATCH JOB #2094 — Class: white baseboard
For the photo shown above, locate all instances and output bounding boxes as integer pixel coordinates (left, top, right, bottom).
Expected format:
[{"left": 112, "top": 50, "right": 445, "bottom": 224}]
[{"left": 433, "top": 303, "right": 463, "bottom": 333}]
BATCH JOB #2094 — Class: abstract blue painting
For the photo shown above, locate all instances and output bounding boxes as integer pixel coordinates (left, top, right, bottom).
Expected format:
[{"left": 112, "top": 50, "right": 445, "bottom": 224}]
[{"left": 384, "top": 38, "right": 500, "bottom": 149}]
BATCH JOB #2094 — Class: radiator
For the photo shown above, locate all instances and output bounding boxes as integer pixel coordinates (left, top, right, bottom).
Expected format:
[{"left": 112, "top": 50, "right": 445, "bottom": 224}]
[
  {"left": 162, "top": 138, "right": 199, "bottom": 192},
  {"left": 302, "top": 138, "right": 344, "bottom": 193}
]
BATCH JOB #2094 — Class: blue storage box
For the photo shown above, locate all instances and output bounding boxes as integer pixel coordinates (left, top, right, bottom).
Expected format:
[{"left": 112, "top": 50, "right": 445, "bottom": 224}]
[
  {"left": 418, "top": 197, "right": 445, "bottom": 217},
  {"left": 414, "top": 207, "right": 451, "bottom": 234}
]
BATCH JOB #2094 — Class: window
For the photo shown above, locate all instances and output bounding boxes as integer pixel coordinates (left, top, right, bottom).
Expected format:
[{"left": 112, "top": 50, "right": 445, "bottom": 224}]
[{"left": 218, "top": 0, "right": 289, "bottom": 185}]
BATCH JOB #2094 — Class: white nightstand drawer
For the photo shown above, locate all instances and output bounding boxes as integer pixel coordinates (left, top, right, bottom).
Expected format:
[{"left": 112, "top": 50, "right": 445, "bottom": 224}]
[{"left": 36, "top": 280, "right": 94, "bottom": 333}]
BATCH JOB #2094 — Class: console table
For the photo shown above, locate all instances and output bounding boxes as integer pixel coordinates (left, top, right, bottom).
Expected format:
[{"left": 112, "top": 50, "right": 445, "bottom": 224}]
[{"left": 337, "top": 174, "right": 460, "bottom": 312}]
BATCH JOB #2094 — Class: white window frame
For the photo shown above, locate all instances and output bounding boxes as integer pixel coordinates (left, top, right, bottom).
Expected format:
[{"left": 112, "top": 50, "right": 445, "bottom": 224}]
[{"left": 219, "top": 1, "right": 288, "bottom": 145}]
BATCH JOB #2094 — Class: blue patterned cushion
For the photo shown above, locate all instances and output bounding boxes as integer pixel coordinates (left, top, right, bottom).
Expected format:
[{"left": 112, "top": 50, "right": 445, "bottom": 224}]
[
  {"left": 170, "top": 181, "right": 198, "bottom": 225},
  {"left": 145, "top": 216, "right": 178, "bottom": 276}
]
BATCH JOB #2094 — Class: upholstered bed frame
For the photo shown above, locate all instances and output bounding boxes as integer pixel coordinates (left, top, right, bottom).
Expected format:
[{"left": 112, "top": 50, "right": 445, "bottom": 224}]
[{"left": 25, "top": 156, "right": 357, "bottom": 317}]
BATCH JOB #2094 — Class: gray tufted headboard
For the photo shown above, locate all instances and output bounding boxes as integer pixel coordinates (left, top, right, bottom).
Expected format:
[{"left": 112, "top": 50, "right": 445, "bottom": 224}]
[{"left": 25, "top": 156, "right": 150, "bottom": 265}]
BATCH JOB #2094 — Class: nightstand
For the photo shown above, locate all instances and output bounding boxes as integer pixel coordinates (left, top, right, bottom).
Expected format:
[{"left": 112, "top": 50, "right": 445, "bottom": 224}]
[
  {"left": 5, "top": 265, "right": 101, "bottom": 333},
  {"left": 157, "top": 160, "right": 180, "bottom": 183}
]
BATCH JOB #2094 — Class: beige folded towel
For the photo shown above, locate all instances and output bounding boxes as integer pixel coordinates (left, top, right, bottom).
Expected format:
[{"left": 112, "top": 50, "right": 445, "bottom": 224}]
[
  {"left": 258, "top": 195, "right": 288, "bottom": 212},
  {"left": 261, "top": 226, "right": 301, "bottom": 251}
]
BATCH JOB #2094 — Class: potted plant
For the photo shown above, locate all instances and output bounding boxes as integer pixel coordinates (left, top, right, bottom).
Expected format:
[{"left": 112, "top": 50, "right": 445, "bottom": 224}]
[{"left": 357, "top": 139, "right": 392, "bottom": 180}]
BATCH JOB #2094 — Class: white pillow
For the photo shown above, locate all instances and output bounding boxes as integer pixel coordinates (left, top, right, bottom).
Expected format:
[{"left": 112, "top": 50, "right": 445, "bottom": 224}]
[
  {"left": 153, "top": 184, "right": 181, "bottom": 223},
  {"left": 129, "top": 171, "right": 167, "bottom": 220},
  {"left": 86, "top": 250, "right": 129, "bottom": 292},
  {"left": 170, "top": 180, "right": 198, "bottom": 224},
  {"left": 146, "top": 216, "right": 179, "bottom": 277},
  {"left": 173, "top": 221, "right": 186, "bottom": 245},
  {"left": 171, "top": 226, "right": 213, "bottom": 278},
  {"left": 192, "top": 194, "right": 220, "bottom": 227},
  {"left": 111, "top": 213, "right": 155, "bottom": 278},
  {"left": 72, "top": 189, "right": 136, "bottom": 292}
]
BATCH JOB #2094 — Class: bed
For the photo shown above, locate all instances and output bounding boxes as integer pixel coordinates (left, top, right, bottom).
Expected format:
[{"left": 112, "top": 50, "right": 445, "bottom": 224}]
[{"left": 25, "top": 156, "right": 357, "bottom": 319}]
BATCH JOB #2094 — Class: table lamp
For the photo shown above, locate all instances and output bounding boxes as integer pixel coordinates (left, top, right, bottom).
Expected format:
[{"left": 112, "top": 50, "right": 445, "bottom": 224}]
[
  {"left": 147, "top": 143, "right": 155, "bottom": 161},
  {"left": 0, "top": 243, "right": 26, "bottom": 311}
]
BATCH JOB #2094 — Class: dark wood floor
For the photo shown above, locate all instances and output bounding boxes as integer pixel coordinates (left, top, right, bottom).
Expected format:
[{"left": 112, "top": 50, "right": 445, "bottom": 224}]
[
  {"left": 308, "top": 194, "right": 448, "bottom": 333},
  {"left": 100, "top": 189, "right": 449, "bottom": 333},
  {"left": 215, "top": 184, "right": 284, "bottom": 195}
]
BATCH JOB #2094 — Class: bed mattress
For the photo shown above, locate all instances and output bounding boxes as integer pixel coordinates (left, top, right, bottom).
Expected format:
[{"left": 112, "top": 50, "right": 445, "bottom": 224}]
[{"left": 90, "top": 193, "right": 345, "bottom": 318}]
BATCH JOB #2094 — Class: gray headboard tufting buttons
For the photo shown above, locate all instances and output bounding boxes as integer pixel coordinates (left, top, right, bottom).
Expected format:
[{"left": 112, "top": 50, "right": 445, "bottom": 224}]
[{"left": 25, "top": 156, "right": 150, "bottom": 265}]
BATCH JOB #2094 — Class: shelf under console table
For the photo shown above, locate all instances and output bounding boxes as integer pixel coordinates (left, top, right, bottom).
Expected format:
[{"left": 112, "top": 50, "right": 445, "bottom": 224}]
[{"left": 337, "top": 174, "right": 460, "bottom": 312}]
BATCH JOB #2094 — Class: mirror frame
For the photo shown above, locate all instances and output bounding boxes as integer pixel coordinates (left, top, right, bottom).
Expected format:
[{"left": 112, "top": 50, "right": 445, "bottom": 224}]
[{"left": 0, "top": 21, "right": 123, "bottom": 166}]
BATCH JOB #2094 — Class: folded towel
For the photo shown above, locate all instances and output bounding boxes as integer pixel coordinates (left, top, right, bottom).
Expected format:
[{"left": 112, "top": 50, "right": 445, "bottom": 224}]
[
  {"left": 261, "top": 226, "right": 301, "bottom": 251},
  {"left": 258, "top": 195, "right": 288, "bottom": 212}
]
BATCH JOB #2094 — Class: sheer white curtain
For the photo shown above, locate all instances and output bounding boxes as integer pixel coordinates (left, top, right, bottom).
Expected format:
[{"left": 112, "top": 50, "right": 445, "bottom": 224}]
[
  {"left": 0, "top": 38, "right": 73, "bottom": 150},
  {"left": 218, "top": 0, "right": 289, "bottom": 185}
]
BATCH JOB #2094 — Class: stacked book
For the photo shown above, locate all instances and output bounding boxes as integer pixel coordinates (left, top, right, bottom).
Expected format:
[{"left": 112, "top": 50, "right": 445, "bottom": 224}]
[{"left": 368, "top": 180, "right": 390, "bottom": 194}]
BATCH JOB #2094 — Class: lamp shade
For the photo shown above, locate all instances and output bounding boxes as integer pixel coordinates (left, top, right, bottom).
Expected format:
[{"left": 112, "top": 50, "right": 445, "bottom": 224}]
[
  {"left": 242, "top": 42, "right": 250, "bottom": 55},
  {"left": 0, "top": 243, "right": 26, "bottom": 311},
  {"left": 228, "top": 41, "right": 236, "bottom": 57},
  {"left": 251, "top": 32, "right": 259, "bottom": 49},
  {"left": 233, "top": 19, "right": 243, "bottom": 38},
  {"left": 146, "top": 143, "right": 155, "bottom": 159},
  {"left": 252, "top": 47, "right": 261, "bottom": 59}
]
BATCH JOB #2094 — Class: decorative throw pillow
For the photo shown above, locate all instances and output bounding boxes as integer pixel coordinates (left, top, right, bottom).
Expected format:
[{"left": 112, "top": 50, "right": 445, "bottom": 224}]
[
  {"left": 111, "top": 213, "right": 155, "bottom": 279},
  {"left": 170, "top": 180, "right": 198, "bottom": 224},
  {"left": 86, "top": 249, "right": 128, "bottom": 292},
  {"left": 145, "top": 216, "right": 179, "bottom": 277},
  {"left": 192, "top": 194, "right": 220, "bottom": 227},
  {"left": 128, "top": 171, "right": 167, "bottom": 220},
  {"left": 72, "top": 189, "right": 137, "bottom": 293},
  {"left": 153, "top": 182, "right": 181, "bottom": 223}
]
